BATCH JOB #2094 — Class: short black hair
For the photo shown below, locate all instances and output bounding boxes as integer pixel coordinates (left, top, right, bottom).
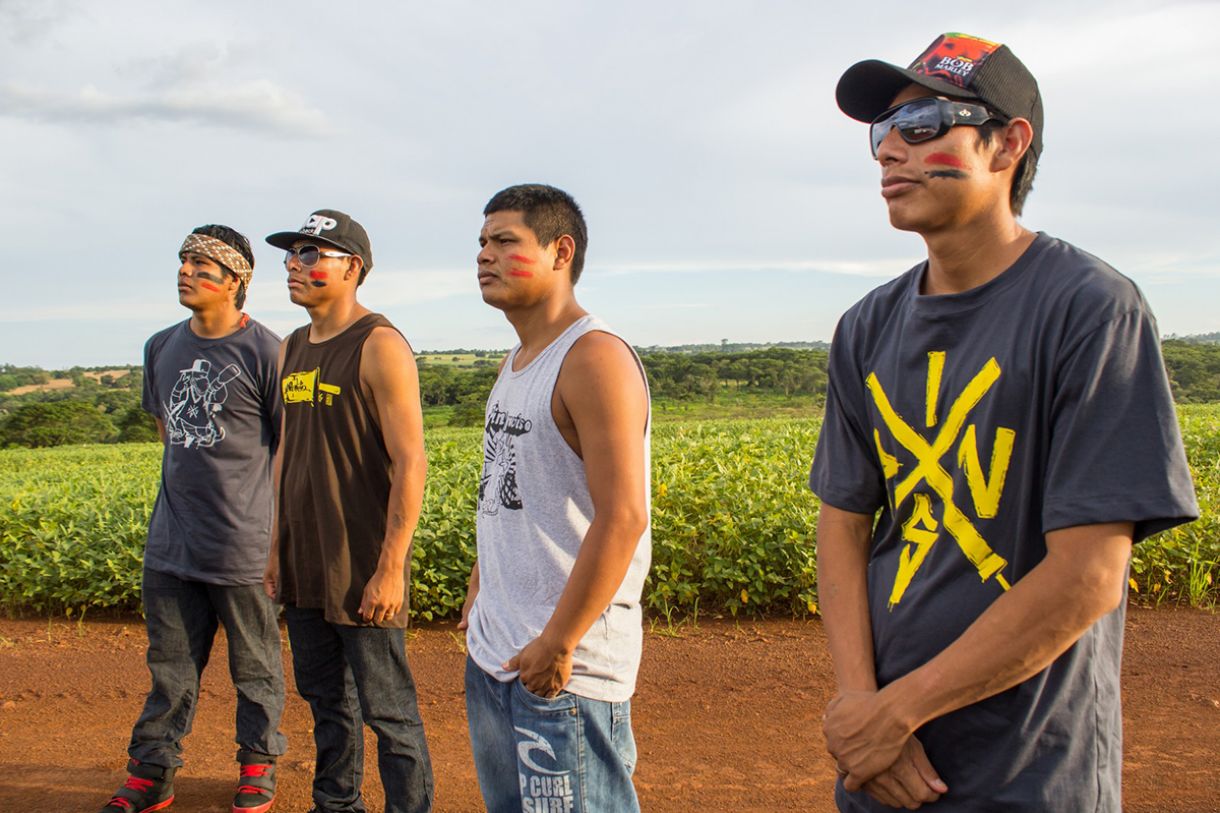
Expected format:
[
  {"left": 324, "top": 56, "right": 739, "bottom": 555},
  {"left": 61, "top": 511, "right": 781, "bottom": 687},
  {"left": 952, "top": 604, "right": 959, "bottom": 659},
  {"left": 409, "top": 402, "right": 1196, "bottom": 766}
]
[
  {"left": 483, "top": 184, "right": 588, "bottom": 284},
  {"left": 191, "top": 224, "right": 254, "bottom": 309},
  {"left": 975, "top": 122, "right": 1038, "bottom": 217}
]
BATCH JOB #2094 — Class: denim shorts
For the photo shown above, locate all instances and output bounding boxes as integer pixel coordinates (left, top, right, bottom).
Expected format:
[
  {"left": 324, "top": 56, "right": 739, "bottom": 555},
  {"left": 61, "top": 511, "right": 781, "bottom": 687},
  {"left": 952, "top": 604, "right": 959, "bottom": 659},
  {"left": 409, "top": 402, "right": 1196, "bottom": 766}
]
[{"left": 465, "top": 656, "right": 638, "bottom": 813}]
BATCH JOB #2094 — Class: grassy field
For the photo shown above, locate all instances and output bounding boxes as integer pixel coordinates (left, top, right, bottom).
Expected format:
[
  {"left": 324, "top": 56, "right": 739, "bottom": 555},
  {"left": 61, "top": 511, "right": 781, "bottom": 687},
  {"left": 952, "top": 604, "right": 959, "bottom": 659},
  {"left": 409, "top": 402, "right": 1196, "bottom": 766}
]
[{"left": 1, "top": 405, "right": 1215, "bottom": 618}]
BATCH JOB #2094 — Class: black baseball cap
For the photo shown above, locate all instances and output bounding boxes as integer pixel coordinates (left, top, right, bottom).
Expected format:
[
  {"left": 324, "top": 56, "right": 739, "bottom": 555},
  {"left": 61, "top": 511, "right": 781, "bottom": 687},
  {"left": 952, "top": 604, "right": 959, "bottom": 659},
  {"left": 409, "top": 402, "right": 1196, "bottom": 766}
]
[
  {"left": 265, "top": 209, "right": 374, "bottom": 272},
  {"left": 836, "top": 32, "right": 1043, "bottom": 159}
]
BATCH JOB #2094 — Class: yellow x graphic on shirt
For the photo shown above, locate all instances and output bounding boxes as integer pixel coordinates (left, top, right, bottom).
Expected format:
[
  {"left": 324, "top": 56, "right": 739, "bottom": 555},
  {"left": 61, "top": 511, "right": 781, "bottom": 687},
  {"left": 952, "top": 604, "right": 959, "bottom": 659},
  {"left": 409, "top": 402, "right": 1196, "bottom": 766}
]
[{"left": 866, "top": 357, "right": 1012, "bottom": 607}]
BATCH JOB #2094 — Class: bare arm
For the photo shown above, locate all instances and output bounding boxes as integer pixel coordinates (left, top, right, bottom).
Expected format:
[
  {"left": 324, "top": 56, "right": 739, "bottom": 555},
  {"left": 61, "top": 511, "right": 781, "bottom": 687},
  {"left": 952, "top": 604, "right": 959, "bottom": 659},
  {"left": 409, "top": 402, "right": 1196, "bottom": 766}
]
[
  {"left": 825, "top": 521, "right": 1134, "bottom": 791},
  {"left": 817, "top": 504, "right": 879, "bottom": 692},
  {"left": 506, "top": 333, "right": 649, "bottom": 696},
  {"left": 357, "top": 326, "right": 428, "bottom": 624},
  {"left": 457, "top": 560, "right": 480, "bottom": 630},
  {"left": 818, "top": 505, "right": 946, "bottom": 807}
]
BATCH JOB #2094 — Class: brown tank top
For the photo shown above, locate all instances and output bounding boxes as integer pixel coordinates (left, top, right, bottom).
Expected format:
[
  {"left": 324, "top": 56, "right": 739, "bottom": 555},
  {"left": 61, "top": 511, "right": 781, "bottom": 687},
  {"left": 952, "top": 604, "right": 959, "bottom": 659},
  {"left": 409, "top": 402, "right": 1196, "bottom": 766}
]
[{"left": 277, "top": 312, "right": 408, "bottom": 627}]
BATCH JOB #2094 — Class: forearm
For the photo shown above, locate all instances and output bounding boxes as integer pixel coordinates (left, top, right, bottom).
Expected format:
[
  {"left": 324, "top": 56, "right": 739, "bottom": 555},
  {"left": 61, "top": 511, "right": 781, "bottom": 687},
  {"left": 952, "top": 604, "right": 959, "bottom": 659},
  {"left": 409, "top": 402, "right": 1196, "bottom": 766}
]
[
  {"left": 540, "top": 513, "right": 645, "bottom": 653},
  {"left": 817, "top": 506, "right": 878, "bottom": 691},
  {"left": 378, "top": 456, "right": 426, "bottom": 573},
  {"left": 883, "top": 523, "right": 1133, "bottom": 733}
]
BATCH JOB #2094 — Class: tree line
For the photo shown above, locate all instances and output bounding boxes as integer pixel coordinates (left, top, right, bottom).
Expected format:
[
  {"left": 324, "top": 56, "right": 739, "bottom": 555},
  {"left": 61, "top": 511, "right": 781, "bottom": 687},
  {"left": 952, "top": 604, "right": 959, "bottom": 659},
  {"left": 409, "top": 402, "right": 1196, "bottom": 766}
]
[{"left": 2, "top": 340, "right": 1218, "bottom": 447}]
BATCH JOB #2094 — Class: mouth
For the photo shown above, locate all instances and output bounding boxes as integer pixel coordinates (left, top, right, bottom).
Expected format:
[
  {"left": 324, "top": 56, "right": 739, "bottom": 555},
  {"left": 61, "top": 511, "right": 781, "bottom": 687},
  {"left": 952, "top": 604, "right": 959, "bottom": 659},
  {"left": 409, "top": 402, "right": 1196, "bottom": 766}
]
[
  {"left": 881, "top": 175, "right": 920, "bottom": 198},
  {"left": 477, "top": 271, "right": 499, "bottom": 286}
]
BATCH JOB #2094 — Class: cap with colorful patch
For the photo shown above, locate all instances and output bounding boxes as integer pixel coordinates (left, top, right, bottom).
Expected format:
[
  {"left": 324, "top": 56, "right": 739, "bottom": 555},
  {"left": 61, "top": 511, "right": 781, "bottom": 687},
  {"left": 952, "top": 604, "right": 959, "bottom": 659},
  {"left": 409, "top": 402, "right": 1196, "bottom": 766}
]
[{"left": 836, "top": 33, "right": 1043, "bottom": 159}]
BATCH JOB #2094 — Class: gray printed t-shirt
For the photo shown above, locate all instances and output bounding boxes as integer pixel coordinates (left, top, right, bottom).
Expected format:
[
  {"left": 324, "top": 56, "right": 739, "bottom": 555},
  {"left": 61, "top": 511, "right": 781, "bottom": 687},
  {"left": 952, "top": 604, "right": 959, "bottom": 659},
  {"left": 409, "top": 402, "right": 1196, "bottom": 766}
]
[
  {"left": 809, "top": 233, "right": 1198, "bottom": 812},
  {"left": 142, "top": 318, "right": 282, "bottom": 585}
]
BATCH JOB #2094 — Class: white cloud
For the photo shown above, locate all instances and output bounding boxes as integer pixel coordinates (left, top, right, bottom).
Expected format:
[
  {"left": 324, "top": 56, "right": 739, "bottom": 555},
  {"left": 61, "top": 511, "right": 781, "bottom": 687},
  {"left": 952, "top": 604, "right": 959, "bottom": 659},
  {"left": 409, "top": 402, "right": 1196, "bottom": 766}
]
[{"left": 0, "top": 79, "right": 333, "bottom": 136}]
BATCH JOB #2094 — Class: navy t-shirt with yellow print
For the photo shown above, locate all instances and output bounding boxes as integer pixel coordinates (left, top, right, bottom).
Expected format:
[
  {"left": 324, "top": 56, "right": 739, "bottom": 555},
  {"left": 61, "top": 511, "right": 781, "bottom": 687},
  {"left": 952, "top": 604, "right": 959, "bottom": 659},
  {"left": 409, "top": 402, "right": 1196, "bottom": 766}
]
[{"left": 809, "top": 233, "right": 1198, "bottom": 812}]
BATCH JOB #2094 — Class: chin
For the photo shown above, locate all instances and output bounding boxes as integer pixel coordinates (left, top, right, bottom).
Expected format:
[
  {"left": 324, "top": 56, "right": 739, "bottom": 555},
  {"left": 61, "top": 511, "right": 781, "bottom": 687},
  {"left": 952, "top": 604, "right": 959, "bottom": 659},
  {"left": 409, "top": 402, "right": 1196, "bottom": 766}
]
[
  {"left": 479, "top": 289, "right": 510, "bottom": 310},
  {"left": 886, "top": 203, "right": 928, "bottom": 234}
]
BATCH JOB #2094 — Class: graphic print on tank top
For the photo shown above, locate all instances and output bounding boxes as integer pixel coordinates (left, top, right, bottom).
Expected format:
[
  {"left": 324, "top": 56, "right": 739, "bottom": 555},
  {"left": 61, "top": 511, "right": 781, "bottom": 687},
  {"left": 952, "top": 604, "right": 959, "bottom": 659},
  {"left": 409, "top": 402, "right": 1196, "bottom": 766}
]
[
  {"left": 163, "top": 358, "right": 240, "bottom": 449},
  {"left": 478, "top": 401, "right": 533, "bottom": 515}
]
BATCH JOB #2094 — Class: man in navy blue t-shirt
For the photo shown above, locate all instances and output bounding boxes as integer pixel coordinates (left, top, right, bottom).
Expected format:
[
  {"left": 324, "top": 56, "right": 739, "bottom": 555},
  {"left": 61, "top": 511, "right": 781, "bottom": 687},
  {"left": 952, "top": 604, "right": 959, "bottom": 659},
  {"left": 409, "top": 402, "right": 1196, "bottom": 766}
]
[
  {"left": 810, "top": 33, "right": 1199, "bottom": 812},
  {"left": 98, "top": 224, "right": 286, "bottom": 813}
]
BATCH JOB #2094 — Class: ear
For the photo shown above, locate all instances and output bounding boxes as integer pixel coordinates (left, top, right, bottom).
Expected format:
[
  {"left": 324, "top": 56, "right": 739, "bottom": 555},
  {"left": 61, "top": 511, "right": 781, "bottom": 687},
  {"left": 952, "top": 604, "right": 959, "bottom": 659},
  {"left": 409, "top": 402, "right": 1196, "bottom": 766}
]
[
  {"left": 552, "top": 234, "right": 576, "bottom": 275},
  {"left": 345, "top": 255, "right": 364, "bottom": 281},
  {"left": 991, "top": 117, "right": 1034, "bottom": 173}
]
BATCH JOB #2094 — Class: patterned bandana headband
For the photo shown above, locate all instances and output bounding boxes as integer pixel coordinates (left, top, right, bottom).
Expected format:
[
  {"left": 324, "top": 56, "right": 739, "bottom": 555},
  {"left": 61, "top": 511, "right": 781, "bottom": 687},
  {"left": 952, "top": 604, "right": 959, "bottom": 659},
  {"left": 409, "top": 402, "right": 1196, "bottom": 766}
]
[{"left": 179, "top": 233, "right": 254, "bottom": 287}]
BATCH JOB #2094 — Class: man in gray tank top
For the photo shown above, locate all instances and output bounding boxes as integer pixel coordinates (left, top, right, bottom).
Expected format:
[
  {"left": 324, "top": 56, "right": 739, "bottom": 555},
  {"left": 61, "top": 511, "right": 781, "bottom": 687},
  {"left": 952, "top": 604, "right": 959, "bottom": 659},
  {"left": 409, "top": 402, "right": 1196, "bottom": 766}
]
[{"left": 459, "top": 184, "right": 652, "bottom": 813}]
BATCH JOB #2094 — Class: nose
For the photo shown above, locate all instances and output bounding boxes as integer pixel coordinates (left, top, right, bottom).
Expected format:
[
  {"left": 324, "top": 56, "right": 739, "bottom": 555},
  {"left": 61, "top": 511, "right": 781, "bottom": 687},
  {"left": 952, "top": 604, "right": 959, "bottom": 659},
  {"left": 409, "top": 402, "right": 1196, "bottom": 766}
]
[
  {"left": 875, "top": 125, "right": 908, "bottom": 165},
  {"left": 477, "top": 243, "right": 494, "bottom": 266},
  {"left": 284, "top": 250, "right": 303, "bottom": 271},
  {"left": 178, "top": 261, "right": 192, "bottom": 279}
]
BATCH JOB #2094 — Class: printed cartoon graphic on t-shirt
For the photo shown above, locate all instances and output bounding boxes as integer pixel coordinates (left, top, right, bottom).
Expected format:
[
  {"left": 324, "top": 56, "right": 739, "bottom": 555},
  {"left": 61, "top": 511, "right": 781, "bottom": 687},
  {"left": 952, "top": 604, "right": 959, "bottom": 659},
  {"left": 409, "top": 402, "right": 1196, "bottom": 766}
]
[
  {"left": 869, "top": 351, "right": 1016, "bottom": 608},
  {"left": 479, "top": 402, "right": 532, "bottom": 515},
  {"left": 281, "top": 368, "right": 342, "bottom": 407},
  {"left": 164, "top": 359, "right": 240, "bottom": 449}
]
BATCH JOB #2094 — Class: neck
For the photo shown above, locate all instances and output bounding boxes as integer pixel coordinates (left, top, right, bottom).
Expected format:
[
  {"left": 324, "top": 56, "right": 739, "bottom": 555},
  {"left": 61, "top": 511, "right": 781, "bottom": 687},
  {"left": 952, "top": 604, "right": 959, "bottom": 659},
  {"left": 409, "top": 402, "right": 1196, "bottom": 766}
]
[
  {"left": 188, "top": 303, "right": 245, "bottom": 339},
  {"left": 305, "top": 294, "right": 370, "bottom": 342},
  {"left": 504, "top": 291, "right": 587, "bottom": 365},
  {"left": 921, "top": 210, "right": 1035, "bottom": 295}
]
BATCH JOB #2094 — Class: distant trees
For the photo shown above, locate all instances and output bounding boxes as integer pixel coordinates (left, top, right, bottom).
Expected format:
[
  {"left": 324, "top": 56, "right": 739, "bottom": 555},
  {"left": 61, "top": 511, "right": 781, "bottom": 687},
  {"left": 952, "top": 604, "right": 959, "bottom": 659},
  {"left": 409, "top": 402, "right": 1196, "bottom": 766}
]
[
  {"left": 1162, "top": 340, "right": 1220, "bottom": 403},
  {"left": 640, "top": 347, "right": 829, "bottom": 401},
  {"left": 0, "top": 401, "right": 117, "bottom": 447},
  {"left": 0, "top": 341, "right": 1216, "bottom": 447}
]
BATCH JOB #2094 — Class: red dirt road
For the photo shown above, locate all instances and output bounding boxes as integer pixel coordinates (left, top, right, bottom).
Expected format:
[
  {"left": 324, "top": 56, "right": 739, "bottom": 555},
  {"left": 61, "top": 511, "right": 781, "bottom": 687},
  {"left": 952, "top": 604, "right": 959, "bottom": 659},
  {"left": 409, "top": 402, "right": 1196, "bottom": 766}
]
[{"left": 0, "top": 607, "right": 1216, "bottom": 812}]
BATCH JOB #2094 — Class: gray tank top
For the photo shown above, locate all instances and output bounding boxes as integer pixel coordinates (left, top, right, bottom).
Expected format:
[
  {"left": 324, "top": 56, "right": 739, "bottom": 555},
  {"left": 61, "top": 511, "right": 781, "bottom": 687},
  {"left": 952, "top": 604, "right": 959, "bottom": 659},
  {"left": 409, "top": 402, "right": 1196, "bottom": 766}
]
[{"left": 466, "top": 315, "right": 652, "bottom": 702}]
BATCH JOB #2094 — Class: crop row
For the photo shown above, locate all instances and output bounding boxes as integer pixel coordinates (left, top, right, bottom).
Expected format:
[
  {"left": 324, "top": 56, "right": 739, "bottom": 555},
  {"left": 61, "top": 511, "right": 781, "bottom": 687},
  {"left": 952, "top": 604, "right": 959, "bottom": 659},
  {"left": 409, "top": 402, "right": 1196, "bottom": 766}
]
[{"left": 1, "top": 408, "right": 1216, "bottom": 617}]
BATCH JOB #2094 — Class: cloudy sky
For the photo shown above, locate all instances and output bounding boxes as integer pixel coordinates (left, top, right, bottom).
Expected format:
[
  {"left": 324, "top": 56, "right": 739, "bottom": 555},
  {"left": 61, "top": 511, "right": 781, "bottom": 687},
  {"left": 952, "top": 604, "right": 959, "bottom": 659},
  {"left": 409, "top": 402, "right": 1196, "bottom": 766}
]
[{"left": 3, "top": 0, "right": 1217, "bottom": 367}]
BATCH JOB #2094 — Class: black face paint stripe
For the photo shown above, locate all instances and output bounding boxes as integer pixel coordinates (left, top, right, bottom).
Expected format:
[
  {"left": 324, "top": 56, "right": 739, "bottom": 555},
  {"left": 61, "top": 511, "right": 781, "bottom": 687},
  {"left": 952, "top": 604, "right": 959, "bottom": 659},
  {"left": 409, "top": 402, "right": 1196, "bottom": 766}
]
[
  {"left": 194, "top": 270, "right": 227, "bottom": 285},
  {"left": 926, "top": 170, "right": 968, "bottom": 180}
]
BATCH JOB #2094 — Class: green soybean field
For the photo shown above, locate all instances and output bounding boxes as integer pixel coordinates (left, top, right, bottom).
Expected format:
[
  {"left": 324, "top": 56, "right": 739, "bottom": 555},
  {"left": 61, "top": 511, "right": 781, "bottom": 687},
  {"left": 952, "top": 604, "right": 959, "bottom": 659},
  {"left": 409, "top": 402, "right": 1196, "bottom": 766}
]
[{"left": 1, "top": 407, "right": 1216, "bottom": 618}]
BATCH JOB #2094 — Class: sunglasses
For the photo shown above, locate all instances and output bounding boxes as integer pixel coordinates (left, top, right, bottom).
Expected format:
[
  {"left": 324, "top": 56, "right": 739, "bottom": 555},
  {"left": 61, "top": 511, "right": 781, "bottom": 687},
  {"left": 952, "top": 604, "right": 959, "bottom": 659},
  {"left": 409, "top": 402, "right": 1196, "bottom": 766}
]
[
  {"left": 283, "top": 245, "right": 352, "bottom": 268},
  {"left": 869, "top": 97, "right": 1000, "bottom": 157}
]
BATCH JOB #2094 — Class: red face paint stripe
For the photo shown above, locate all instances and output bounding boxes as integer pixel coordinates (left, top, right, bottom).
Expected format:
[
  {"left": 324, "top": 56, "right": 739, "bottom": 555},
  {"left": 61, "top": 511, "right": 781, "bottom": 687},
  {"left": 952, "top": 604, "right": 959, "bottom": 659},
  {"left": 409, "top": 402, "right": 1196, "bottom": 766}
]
[
  {"left": 507, "top": 254, "right": 535, "bottom": 264},
  {"left": 200, "top": 281, "right": 220, "bottom": 292},
  {"left": 508, "top": 270, "right": 533, "bottom": 277},
  {"left": 925, "top": 152, "right": 965, "bottom": 169},
  {"left": 309, "top": 271, "right": 327, "bottom": 280}
]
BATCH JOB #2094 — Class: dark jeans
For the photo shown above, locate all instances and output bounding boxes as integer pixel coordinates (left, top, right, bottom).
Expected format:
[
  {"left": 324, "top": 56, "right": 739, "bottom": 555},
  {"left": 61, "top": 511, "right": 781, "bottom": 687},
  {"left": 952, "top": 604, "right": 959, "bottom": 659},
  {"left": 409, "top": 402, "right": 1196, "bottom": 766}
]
[
  {"left": 129, "top": 567, "right": 287, "bottom": 769},
  {"left": 284, "top": 606, "right": 434, "bottom": 813}
]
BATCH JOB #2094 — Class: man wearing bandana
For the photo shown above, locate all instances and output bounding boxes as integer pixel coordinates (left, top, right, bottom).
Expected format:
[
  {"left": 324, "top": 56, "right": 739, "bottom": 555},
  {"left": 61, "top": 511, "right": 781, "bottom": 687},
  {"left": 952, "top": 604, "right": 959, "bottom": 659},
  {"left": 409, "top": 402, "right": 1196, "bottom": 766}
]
[{"left": 99, "top": 225, "right": 286, "bottom": 813}]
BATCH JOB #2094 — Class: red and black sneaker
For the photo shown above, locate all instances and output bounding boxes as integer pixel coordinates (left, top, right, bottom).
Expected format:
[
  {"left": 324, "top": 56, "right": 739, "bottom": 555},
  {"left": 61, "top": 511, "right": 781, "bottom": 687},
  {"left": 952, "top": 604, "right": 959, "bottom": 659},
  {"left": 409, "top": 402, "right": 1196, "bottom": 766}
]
[
  {"left": 98, "top": 759, "right": 175, "bottom": 813},
  {"left": 231, "top": 752, "right": 277, "bottom": 813}
]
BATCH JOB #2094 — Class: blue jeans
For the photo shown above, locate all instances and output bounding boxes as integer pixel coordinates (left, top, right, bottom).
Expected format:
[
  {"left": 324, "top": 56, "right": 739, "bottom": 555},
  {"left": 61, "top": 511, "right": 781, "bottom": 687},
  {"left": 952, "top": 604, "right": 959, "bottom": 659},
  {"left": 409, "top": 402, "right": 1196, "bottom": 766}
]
[
  {"left": 129, "top": 567, "right": 287, "bottom": 768},
  {"left": 465, "top": 656, "right": 639, "bottom": 813},
  {"left": 284, "top": 606, "right": 434, "bottom": 813}
]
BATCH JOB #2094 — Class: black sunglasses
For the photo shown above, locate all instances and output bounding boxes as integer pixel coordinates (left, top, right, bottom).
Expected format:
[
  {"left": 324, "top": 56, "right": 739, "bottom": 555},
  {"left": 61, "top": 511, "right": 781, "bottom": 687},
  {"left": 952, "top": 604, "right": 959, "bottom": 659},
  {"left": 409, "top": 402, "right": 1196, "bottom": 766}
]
[
  {"left": 283, "top": 245, "right": 352, "bottom": 268},
  {"left": 869, "top": 97, "right": 1000, "bottom": 157}
]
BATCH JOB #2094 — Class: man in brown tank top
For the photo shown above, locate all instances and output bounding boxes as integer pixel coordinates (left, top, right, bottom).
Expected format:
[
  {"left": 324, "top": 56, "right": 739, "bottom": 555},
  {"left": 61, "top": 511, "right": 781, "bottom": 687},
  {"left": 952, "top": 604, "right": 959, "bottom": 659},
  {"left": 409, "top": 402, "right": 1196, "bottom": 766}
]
[{"left": 263, "top": 209, "right": 434, "bottom": 813}]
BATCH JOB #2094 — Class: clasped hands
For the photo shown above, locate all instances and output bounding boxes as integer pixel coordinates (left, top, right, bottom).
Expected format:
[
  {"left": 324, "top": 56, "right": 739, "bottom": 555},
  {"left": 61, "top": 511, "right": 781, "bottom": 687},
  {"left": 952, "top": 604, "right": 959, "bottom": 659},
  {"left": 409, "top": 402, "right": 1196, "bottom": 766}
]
[{"left": 823, "top": 690, "right": 948, "bottom": 809}]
